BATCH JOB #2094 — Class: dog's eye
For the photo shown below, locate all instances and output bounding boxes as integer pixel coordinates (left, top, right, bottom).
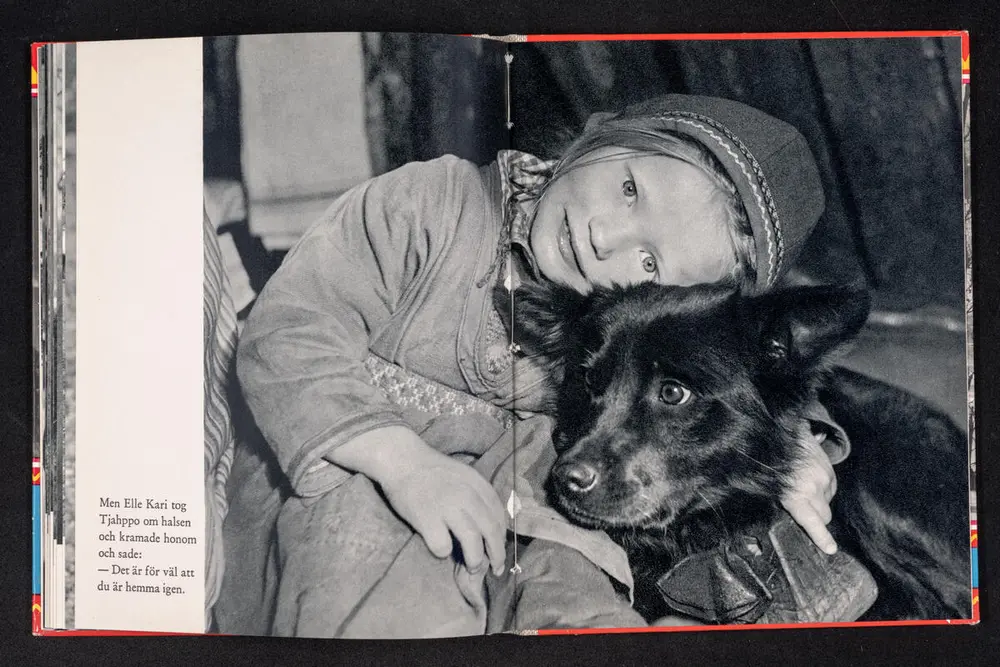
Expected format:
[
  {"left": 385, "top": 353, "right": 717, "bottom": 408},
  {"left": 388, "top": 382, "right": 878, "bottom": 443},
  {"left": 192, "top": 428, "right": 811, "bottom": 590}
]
[{"left": 659, "top": 380, "right": 692, "bottom": 406}]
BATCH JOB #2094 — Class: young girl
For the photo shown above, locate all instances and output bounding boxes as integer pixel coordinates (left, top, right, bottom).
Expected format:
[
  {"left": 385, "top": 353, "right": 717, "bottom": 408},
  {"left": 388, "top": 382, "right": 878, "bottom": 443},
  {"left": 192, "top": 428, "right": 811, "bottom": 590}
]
[{"left": 217, "top": 94, "right": 851, "bottom": 636}]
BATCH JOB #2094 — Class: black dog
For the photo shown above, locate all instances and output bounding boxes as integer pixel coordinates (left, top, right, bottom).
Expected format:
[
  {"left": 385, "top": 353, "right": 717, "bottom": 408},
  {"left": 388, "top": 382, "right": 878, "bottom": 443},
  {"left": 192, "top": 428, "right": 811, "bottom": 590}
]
[{"left": 501, "top": 281, "right": 971, "bottom": 623}]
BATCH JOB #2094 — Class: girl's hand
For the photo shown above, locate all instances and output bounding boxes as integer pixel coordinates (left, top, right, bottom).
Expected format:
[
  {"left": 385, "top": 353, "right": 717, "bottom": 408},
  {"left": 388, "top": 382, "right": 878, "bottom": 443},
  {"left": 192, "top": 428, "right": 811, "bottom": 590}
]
[
  {"left": 780, "top": 429, "right": 838, "bottom": 555},
  {"left": 329, "top": 425, "right": 507, "bottom": 576}
]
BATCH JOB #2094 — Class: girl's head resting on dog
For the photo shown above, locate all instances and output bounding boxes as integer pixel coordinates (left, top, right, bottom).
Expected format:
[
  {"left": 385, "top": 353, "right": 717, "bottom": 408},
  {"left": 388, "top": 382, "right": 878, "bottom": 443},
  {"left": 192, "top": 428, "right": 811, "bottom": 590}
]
[
  {"left": 530, "top": 124, "right": 757, "bottom": 294},
  {"left": 526, "top": 94, "right": 826, "bottom": 296}
]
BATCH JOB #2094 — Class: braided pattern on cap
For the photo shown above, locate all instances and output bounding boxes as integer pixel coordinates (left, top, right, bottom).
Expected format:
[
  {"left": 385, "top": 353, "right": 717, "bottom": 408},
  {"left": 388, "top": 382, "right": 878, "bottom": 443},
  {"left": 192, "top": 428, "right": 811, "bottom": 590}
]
[{"left": 651, "top": 111, "right": 784, "bottom": 288}]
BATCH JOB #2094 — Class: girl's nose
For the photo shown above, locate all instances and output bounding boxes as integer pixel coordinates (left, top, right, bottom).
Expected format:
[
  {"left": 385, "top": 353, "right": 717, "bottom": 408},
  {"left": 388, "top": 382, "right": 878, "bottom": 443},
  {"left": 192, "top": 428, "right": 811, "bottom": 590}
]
[{"left": 589, "top": 218, "right": 632, "bottom": 261}]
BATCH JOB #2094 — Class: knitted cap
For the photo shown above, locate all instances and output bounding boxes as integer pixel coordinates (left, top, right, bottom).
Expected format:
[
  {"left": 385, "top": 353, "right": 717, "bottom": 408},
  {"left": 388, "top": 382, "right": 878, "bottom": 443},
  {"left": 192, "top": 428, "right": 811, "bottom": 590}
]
[{"left": 589, "top": 95, "right": 825, "bottom": 292}]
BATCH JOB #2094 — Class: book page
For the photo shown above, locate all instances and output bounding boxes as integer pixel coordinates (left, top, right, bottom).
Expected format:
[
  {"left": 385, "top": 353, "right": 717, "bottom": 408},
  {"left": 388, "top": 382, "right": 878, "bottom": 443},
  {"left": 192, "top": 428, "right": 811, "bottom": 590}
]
[
  {"left": 504, "top": 34, "right": 975, "bottom": 631},
  {"left": 52, "top": 31, "right": 514, "bottom": 636},
  {"left": 72, "top": 38, "right": 205, "bottom": 633},
  {"left": 205, "top": 32, "right": 514, "bottom": 638}
]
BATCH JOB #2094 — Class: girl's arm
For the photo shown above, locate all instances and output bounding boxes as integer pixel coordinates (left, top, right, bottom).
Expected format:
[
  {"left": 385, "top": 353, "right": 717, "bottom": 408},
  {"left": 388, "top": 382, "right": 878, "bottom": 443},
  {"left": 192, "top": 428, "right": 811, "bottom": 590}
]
[
  {"left": 781, "top": 427, "right": 838, "bottom": 554},
  {"left": 237, "top": 156, "right": 483, "bottom": 498},
  {"left": 330, "top": 425, "right": 506, "bottom": 576}
]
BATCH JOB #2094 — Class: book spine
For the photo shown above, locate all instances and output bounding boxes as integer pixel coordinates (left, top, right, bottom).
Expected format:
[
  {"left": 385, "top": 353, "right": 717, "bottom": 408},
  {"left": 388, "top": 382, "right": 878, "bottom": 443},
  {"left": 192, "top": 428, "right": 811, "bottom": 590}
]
[
  {"left": 960, "top": 31, "right": 978, "bottom": 624},
  {"left": 31, "top": 39, "right": 46, "bottom": 636},
  {"left": 33, "top": 40, "right": 70, "bottom": 634}
]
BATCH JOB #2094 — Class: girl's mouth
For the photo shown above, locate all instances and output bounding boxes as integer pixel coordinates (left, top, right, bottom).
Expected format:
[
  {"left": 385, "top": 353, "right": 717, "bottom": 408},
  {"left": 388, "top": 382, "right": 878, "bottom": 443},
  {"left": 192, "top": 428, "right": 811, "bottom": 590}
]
[{"left": 558, "top": 212, "right": 585, "bottom": 279}]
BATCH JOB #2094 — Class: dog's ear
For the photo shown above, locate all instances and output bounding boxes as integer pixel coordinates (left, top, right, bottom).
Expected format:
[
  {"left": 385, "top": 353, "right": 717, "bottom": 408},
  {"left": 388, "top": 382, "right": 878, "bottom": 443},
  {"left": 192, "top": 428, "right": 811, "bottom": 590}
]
[
  {"left": 493, "top": 280, "right": 589, "bottom": 366},
  {"left": 746, "top": 285, "right": 871, "bottom": 371}
]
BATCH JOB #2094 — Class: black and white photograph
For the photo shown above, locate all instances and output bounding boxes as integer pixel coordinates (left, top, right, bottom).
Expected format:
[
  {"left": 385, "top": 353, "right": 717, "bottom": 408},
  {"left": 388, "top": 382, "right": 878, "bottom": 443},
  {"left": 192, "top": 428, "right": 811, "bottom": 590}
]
[
  {"left": 23, "top": 28, "right": 975, "bottom": 641},
  {"left": 200, "top": 32, "right": 975, "bottom": 637}
]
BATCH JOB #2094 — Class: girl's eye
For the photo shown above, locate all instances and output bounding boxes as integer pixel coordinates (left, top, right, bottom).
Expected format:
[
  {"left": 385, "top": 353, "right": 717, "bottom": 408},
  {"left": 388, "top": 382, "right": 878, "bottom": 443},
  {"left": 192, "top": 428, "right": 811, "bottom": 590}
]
[
  {"left": 640, "top": 253, "right": 657, "bottom": 274},
  {"left": 622, "top": 179, "right": 637, "bottom": 199},
  {"left": 659, "top": 380, "right": 692, "bottom": 406}
]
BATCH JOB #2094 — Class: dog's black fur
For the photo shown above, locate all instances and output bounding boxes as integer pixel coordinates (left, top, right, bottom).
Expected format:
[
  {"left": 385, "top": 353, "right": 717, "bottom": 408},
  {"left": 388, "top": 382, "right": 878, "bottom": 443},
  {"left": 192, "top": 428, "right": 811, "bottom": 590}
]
[{"left": 499, "top": 281, "right": 971, "bottom": 622}]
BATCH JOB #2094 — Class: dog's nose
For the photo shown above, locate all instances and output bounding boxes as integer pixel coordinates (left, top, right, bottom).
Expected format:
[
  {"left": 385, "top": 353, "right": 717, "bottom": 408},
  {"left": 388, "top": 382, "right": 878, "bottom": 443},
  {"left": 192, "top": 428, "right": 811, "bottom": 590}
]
[{"left": 559, "top": 462, "right": 599, "bottom": 494}]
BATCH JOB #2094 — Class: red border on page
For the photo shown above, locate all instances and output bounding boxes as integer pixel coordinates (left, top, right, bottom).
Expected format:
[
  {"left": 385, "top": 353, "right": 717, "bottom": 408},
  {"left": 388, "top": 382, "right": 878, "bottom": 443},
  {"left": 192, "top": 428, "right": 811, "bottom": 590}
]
[{"left": 32, "top": 28, "right": 975, "bottom": 638}]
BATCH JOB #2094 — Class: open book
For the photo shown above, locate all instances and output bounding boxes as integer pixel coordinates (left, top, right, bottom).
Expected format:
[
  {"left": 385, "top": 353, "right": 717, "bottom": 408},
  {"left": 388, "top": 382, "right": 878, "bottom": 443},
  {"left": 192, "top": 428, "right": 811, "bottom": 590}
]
[{"left": 32, "top": 31, "right": 977, "bottom": 637}]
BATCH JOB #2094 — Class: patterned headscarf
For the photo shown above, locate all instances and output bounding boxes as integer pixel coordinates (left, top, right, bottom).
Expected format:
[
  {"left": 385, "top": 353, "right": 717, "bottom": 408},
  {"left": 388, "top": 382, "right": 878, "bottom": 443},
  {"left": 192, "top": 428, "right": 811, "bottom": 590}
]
[{"left": 478, "top": 150, "right": 556, "bottom": 289}]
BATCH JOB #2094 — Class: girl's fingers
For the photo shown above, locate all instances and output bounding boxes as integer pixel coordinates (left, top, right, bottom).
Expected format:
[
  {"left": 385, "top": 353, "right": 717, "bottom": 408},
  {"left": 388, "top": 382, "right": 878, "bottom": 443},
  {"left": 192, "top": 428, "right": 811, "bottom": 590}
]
[
  {"left": 420, "top": 521, "right": 454, "bottom": 560},
  {"left": 814, "top": 454, "right": 836, "bottom": 499},
  {"left": 450, "top": 511, "right": 487, "bottom": 573},
  {"left": 467, "top": 473, "right": 507, "bottom": 526},
  {"left": 825, "top": 470, "right": 838, "bottom": 502},
  {"left": 797, "top": 504, "right": 838, "bottom": 555},
  {"left": 462, "top": 498, "right": 506, "bottom": 575},
  {"left": 782, "top": 491, "right": 838, "bottom": 555},
  {"left": 812, "top": 496, "right": 833, "bottom": 525},
  {"left": 481, "top": 510, "right": 507, "bottom": 576}
]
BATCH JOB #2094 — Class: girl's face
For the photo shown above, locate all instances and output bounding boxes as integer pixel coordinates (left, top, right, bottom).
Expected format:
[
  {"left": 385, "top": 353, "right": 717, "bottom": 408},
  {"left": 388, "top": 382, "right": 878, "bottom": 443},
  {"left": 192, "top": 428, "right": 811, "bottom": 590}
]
[{"left": 530, "top": 147, "right": 737, "bottom": 292}]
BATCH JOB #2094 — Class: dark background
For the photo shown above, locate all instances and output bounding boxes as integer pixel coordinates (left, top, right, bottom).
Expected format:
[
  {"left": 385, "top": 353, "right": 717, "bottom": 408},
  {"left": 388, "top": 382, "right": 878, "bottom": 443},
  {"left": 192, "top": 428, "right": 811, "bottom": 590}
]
[
  {"left": 509, "top": 38, "right": 964, "bottom": 310},
  {"left": 207, "top": 34, "right": 964, "bottom": 309},
  {"left": 205, "top": 33, "right": 971, "bottom": 427},
  {"left": 3, "top": 1, "right": 998, "bottom": 664}
]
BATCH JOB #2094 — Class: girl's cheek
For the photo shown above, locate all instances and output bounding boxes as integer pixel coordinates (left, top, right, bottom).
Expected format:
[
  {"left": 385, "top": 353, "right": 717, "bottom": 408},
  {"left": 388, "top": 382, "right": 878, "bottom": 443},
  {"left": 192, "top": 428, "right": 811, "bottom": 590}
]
[{"left": 592, "top": 259, "right": 642, "bottom": 288}]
